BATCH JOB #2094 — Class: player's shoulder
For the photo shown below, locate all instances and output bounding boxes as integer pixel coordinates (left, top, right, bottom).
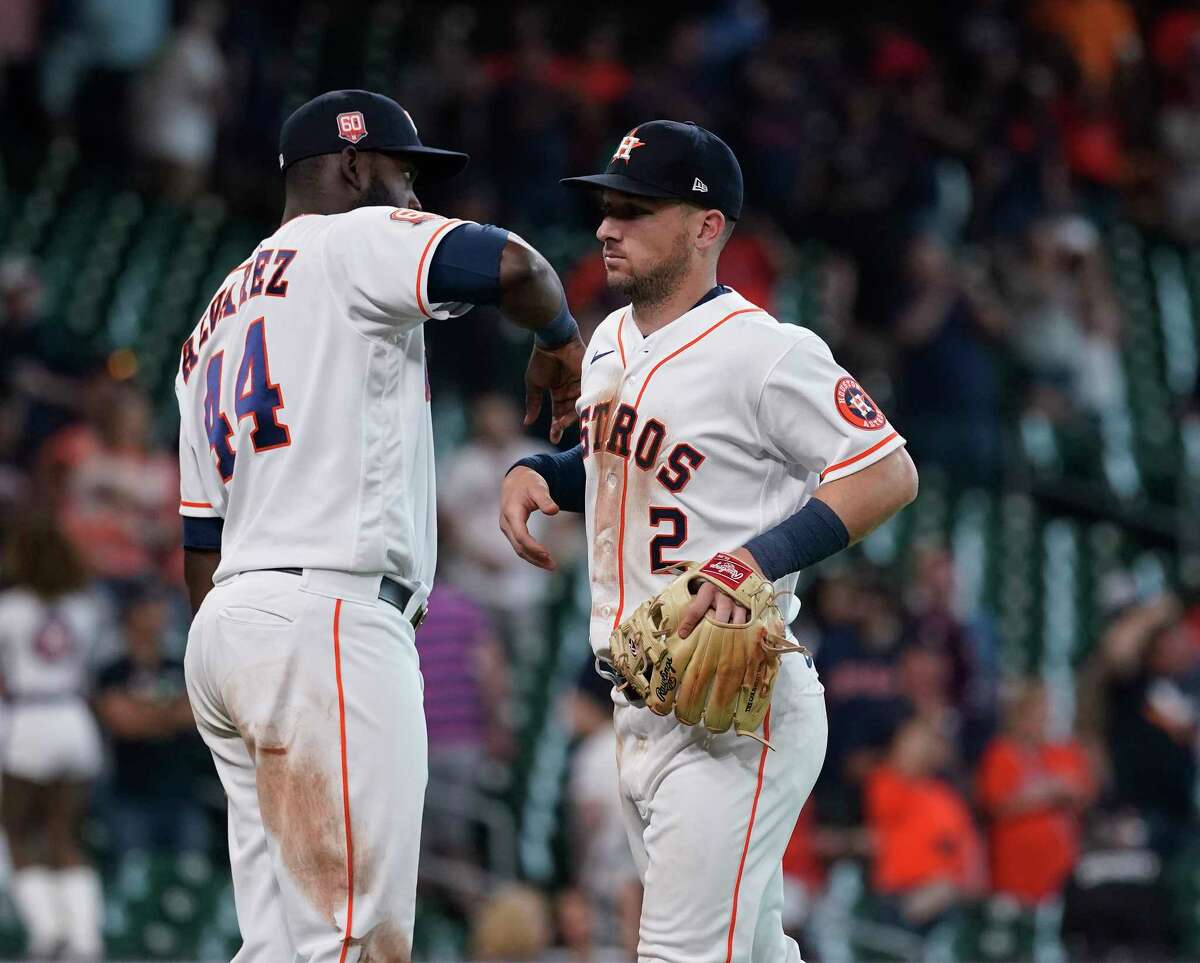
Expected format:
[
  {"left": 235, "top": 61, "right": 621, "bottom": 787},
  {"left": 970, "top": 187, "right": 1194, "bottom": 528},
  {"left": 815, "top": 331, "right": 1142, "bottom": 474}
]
[
  {"left": 328, "top": 205, "right": 461, "bottom": 236},
  {"left": 713, "top": 291, "right": 829, "bottom": 359}
]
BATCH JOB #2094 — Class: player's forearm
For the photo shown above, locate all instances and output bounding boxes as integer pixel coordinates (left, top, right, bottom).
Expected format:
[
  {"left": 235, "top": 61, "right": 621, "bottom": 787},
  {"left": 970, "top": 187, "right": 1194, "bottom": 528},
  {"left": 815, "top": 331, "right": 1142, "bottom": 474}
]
[
  {"left": 184, "top": 548, "right": 221, "bottom": 616},
  {"left": 742, "top": 448, "right": 917, "bottom": 581},
  {"left": 815, "top": 447, "right": 918, "bottom": 544},
  {"left": 498, "top": 238, "right": 578, "bottom": 345}
]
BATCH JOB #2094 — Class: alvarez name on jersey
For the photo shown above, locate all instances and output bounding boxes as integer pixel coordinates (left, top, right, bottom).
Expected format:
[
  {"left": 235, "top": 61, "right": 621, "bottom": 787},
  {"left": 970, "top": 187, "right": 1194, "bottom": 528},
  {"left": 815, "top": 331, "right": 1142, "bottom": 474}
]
[{"left": 176, "top": 206, "right": 470, "bottom": 589}]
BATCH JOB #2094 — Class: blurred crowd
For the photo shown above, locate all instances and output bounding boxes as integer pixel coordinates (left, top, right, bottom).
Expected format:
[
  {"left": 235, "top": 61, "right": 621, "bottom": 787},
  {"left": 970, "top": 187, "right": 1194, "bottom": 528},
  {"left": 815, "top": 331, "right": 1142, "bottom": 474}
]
[{"left": 0, "top": 0, "right": 1199, "bottom": 959}]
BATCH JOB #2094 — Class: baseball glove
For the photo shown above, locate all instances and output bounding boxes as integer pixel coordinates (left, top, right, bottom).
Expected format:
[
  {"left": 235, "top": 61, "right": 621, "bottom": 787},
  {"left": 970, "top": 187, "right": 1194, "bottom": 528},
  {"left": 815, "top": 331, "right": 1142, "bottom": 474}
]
[{"left": 608, "top": 552, "right": 806, "bottom": 746}]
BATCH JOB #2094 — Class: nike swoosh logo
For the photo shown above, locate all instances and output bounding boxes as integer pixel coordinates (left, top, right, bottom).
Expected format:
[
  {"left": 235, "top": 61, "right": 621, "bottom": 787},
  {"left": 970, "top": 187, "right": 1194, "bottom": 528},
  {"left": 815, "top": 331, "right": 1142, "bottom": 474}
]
[{"left": 591, "top": 349, "right": 616, "bottom": 365}]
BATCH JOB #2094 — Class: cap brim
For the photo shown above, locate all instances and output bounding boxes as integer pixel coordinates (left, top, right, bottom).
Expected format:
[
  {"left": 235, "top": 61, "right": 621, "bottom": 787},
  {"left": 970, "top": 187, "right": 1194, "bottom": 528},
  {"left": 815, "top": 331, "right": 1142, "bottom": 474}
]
[
  {"left": 384, "top": 145, "right": 470, "bottom": 181},
  {"left": 560, "top": 172, "right": 680, "bottom": 199}
]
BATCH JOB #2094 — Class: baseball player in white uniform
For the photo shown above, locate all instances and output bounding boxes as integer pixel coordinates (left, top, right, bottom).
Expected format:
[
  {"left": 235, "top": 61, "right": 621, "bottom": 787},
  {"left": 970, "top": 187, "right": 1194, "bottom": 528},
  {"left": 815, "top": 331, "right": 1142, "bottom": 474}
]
[
  {"left": 500, "top": 121, "right": 919, "bottom": 962},
  {"left": 0, "top": 517, "right": 106, "bottom": 959},
  {"left": 178, "top": 90, "right": 584, "bottom": 962}
]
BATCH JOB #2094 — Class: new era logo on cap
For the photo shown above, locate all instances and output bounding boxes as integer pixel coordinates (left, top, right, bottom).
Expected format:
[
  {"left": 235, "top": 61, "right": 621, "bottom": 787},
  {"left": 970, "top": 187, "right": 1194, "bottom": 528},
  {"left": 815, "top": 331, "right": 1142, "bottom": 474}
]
[
  {"left": 337, "top": 111, "right": 367, "bottom": 144},
  {"left": 693, "top": 178, "right": 708, "bottom": 192}
]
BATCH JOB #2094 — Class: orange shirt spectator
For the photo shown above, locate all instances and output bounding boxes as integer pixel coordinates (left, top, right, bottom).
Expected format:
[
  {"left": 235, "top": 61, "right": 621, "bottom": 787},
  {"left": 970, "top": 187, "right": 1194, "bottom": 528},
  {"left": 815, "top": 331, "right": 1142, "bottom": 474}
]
[
  {"left": 977, "top": 680, "right": 1096, "bottom": 904},
  {"left": 866, "top": 719, "right": 984, "bottom": 896},
  {"left": 867, "top": 767, "right": 982, "bottom": 893},
  {"left": 1034, "top": 0, "right": 1142, "bottom": 91}
]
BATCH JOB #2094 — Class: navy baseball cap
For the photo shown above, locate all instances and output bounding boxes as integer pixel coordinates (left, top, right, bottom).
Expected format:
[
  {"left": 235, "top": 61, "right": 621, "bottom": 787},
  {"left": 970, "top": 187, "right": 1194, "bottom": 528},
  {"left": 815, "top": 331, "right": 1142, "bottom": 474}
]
[
  {"left": 278, "top": 89, "right": 469, "bottom": 180},
  {"left": 561, "top": 120, "right": 743, "bottom": 220}
]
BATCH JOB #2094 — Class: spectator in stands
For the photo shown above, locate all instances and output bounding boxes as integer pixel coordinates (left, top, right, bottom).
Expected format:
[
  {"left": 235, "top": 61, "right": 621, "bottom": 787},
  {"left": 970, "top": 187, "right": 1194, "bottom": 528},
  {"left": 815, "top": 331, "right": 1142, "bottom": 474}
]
[
  {"left": 57, "top": 381, "right": 179, "bottom": 587},
  {"left": 0, "top": 515, "right": 107, "bottom": 959},
  {"left": 94, "top": 581, "right": 209, "bottom": 853},
  {"left": 440, "top": 393, "right": 578, "bottom": 656},
  {"left": 562, "top": 662, "right": 641, "bottom": 960},
  {"left": 975, "top": 679, "right": 1096, "bottom": 905},
  {"left": 38, "top": 0, "right": 170, "bottom": 169},
  {"left": 1086, "top": 594, "right": 1199, "bottom": 853},
  {"left": 890, "top": 233, "right": 1009, "bottom": 484},
  {"left": 812, "top": 568, "right": 912, "bottom": 823},
  {"left": 907, "top": 543, "right": 996, "bottom": 760},
  {"left": 865, "top": 716, "right": 986, "bottom": 933},
  {"left": 1001, "top": 215, "right": 1124, "bottom": 421},
  {"left": 132, "top": 0, "right": 227, "bottom": 202},
  {"left": 417, "top": 577, "right": 514, "bottom": 909},
  {"left": 1157, "top": 34, "right": 1200, "bottom": 243}
]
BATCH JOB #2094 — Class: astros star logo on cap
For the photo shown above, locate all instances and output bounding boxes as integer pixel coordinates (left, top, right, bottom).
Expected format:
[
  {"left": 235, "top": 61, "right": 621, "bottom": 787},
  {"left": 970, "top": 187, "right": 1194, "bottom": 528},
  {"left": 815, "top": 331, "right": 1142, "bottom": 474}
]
[{"left": 612, "top": 129, "right": 645, "bottom": 163}]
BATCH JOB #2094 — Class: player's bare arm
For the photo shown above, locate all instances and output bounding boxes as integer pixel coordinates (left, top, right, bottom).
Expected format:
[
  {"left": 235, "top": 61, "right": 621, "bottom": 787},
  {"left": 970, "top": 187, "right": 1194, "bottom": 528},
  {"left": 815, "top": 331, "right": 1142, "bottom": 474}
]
[
  {"left": 677, "top": 447, "right": 919, "bottom": 638},
  {"left": 183, "top": 548, "right": 220, "bottom": 616},
  {"left": 496, "top": 236, "right": 585, "bottom": 443}
]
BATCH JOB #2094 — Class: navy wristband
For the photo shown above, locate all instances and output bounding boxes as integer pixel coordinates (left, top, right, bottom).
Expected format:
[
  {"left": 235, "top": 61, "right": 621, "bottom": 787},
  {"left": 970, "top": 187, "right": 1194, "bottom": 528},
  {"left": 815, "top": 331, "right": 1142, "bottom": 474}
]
[
  {"left": 535, "top": 297, "right": 580, "bottom": 349},
  {"left": 508, "top": 444, "right": 585, "bottom": 512},
  {"left": 743, "top": 497, "right": 849, "bottom": 581}
]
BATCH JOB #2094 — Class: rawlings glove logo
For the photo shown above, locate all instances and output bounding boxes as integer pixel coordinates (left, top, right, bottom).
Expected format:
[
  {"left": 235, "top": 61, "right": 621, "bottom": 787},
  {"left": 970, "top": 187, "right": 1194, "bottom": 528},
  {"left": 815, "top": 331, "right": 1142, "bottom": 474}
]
[{"left": 700, "top": 553, "right": 752, "bottom": 590}]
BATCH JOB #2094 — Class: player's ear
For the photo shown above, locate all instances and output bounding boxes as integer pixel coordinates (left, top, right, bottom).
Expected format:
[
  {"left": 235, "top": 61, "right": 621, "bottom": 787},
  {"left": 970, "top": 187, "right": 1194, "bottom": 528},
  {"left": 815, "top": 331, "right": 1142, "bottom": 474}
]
[
  {"left": 338, "top": 147, "right": 368, "bottom": 194},
  {"left": 693, "top": 209, "right": 726, "bottom": 253}
]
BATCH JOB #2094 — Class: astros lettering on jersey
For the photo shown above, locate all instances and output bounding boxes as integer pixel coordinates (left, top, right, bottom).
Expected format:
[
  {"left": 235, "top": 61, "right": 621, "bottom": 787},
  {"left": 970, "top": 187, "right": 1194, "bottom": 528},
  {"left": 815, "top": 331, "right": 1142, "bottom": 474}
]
[{"left": 578, "top": 287, "right": 905, "bottom": 654}]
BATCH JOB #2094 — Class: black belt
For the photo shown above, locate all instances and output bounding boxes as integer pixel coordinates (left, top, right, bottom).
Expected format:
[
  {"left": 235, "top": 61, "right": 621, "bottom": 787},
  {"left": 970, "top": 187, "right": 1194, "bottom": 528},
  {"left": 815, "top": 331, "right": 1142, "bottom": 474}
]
[{"left": 266, "top": 569, "right": 427, "bottom": 631}]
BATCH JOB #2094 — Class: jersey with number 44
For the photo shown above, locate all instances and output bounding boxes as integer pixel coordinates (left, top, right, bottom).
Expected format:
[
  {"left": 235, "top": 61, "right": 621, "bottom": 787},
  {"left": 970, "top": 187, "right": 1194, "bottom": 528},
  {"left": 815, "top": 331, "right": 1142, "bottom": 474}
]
[
  {"left": 176, "top": 207, "right": 470, "bottom": 588},
  {"left": 580, "top": 288, "right": 907, "bottom": 657}
]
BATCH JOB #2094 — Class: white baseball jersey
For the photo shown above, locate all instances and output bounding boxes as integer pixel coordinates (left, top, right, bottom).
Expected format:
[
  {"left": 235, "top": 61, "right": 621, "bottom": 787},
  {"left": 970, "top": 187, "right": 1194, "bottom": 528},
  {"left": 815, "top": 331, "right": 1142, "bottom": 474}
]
[
  {"left": 580, "top": 287, "right": 906, "bottom": 655},
  {"left": 0, "top": 587, "right": 107, "bottom": 783},
  {"left": 176, "top": 206, "right": 471, "bottom": 588},
  {"left": 0, "top": 588, "right": 106, "bottom": 699}
]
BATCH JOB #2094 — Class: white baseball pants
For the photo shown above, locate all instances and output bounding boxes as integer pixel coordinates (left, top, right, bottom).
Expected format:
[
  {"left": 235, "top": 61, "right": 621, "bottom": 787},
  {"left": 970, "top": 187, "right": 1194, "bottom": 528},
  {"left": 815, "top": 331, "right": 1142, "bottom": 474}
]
[
  {"left": 185, "top": 569, "right": 427, "bottom": 963},
  {"left": 614, "top": 652, "right": 827, "bottom": 963}
]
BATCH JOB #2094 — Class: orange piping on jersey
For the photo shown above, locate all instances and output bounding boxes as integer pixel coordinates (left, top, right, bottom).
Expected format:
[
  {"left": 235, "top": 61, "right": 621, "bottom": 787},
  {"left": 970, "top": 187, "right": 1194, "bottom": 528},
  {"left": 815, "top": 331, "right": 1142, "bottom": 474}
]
[
  {"left": 616, "top": 311, "right": 628, "bottom": 366},
  {"left": 414, "top": 218, "right": 463, "bottom": 318},
  {"left": 333, "top": 599, "right": 356, "bottom": 962},
  {"left": 725, "top": 709, "right": 771, "bottom": 963},
  {"left": 611, "top": 308, "right": 762, "bottom": 628},
  {"left": 180, "top": 500, "right": 212, "bottom": 509},
  {"left": 819, "top": 430, "right": 899, "bottom": 481}
]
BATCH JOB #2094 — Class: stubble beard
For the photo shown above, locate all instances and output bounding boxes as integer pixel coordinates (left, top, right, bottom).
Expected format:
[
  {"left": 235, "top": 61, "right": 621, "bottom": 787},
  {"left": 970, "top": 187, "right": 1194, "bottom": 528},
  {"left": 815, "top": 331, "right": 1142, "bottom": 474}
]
[{"left": 607, "top": 234, "right": 692, "bottom": 313}]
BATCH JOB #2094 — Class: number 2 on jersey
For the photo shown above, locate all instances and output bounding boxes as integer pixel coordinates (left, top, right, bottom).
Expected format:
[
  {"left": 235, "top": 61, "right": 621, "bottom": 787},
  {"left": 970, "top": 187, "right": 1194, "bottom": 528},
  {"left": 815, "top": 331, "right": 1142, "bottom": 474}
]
[
  {"left": 204, "top": 317, "right": 290, "bottom": 481},
  {"left": 649, "top": 506, "right": 688, "bottom": 573}
]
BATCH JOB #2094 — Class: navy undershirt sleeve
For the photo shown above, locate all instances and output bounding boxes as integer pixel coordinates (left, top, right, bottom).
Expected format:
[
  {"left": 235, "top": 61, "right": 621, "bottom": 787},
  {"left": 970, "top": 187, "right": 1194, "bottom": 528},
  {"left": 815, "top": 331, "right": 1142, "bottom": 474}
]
[
  {"left": 425, "top": 222, "right": 509, "bottom": 306},
  {"left": 182, "top": 516, "right": 223, "bottom": 552},
  {"left": 743, "top": 497, "right": 849, "bottom": 582},
  {"left": 509, "top": 445, "right": 586, "bottom": 513}
]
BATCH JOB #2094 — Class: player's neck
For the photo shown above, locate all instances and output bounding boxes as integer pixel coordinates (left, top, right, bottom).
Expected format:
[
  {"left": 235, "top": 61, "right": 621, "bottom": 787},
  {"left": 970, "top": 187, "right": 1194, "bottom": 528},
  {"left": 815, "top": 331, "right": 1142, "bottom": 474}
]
[{"left": 630, "top": 271, "right": 719, "bottom": 337}]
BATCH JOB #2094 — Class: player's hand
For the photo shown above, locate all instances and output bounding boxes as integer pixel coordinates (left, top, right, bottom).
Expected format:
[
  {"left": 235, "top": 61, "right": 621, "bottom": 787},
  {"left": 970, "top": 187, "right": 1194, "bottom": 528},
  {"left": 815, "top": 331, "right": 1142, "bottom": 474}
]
[
  {"left": 676, "top": 548, "right": 762, "bottom": 639},
  {"left": 499, "top": 466, "right": 560, "bottom": 570},
  {"left": 525, "top": 334, "right": 585, "bottom": 444}
]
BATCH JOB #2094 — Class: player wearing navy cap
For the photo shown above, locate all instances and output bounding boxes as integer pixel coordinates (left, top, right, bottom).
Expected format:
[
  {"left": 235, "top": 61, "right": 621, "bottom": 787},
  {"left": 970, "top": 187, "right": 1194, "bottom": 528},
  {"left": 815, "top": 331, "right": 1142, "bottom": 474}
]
[
  {"left": 178, "top": 89, "right": 583, "bottom": 961},
  {"left": 502, "top": 120, "right": 919, "bottom": 962}
]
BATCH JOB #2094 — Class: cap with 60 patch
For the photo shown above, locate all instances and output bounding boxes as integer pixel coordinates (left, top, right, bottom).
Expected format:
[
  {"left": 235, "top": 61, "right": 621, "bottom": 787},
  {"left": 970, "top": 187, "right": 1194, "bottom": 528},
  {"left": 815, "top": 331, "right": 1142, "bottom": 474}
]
[
  {"left": 561, "top": 120, "right": 743, "bottom": 220},
  {"left": 278, "top": 89, "right": 469, "bottom": 180}
]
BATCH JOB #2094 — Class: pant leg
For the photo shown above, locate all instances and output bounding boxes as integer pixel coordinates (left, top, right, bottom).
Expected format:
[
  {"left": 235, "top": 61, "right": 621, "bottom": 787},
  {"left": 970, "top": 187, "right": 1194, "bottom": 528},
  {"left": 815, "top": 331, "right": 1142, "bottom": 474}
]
[
  {"left": 188, "top": 571, "right": 426, "bottom": 962},
  {"left": 616, "top": 655, "right": 827, "bottom": 963},
  {"left": 186, "top": 605, "right": 297, "bottom": 963}
]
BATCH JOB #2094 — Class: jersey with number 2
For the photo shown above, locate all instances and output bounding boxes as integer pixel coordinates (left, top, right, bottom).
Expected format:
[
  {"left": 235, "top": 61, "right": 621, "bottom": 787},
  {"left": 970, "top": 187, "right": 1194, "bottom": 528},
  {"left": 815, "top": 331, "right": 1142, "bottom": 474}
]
[
  {"left": 579, "top": 288, "right": 907, "bottom": 657},
  {"left": 175, "top": 207, "right": 470, "bottom": 587}
]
